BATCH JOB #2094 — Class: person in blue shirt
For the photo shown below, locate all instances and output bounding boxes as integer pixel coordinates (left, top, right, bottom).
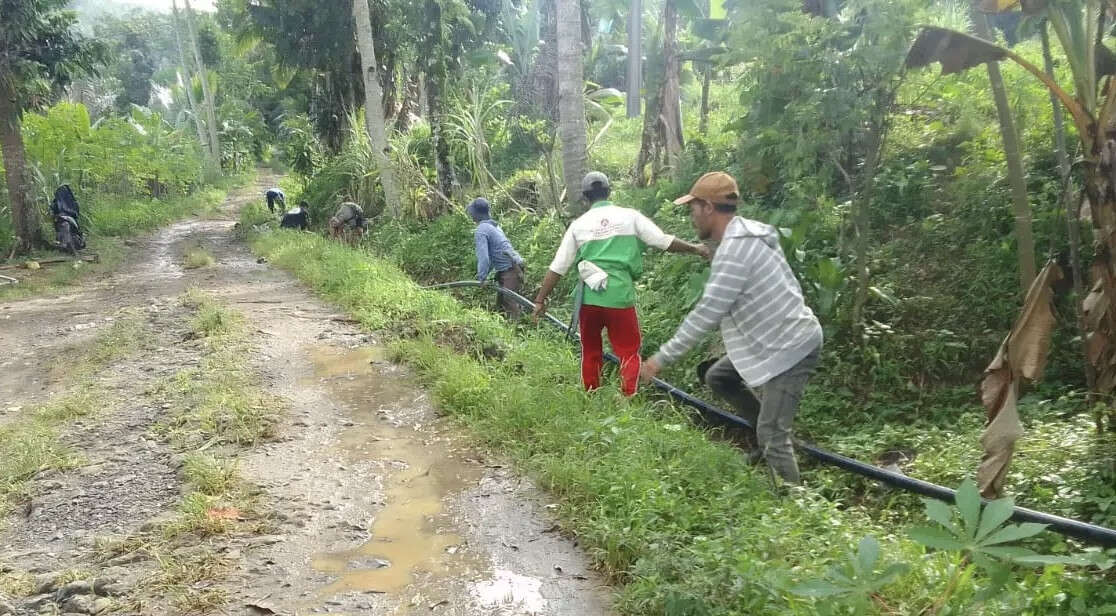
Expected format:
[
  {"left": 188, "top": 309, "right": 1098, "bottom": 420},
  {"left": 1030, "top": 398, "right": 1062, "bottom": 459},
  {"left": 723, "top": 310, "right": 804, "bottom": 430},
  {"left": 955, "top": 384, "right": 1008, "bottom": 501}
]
[
  {"left": 265, "top": 187, "right": 285, "bottom": 213},
  {"left": 468, "top": 198, "right": 526, "bottom": 319}
]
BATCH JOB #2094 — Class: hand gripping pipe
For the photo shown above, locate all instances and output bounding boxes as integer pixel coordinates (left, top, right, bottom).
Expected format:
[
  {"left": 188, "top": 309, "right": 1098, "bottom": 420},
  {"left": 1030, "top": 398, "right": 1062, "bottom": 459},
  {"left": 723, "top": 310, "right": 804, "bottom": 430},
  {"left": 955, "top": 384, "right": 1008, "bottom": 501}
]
[{"left": 423, "top": 280, "right": 1116, "bottom": 547}]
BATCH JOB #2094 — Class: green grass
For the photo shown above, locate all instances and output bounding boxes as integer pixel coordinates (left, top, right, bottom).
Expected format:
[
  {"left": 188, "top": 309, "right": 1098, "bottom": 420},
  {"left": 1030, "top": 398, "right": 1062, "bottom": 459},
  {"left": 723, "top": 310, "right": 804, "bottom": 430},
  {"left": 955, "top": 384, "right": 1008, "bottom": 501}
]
[
  {"left": 82, "top": 291, "right": 277, "bottom": 613},
  {"left": 0, "top": 314, "right": 151, "bottom": 517},
  {"left": 0, "top": 568, "right": 34, "bottom": 598},
  {"left": 248, "top": 228, "right": 1116, "bottom": 615},
  {"left": 86, "top": 187, "right": 225, "bottom": 238},
  {"left": 0, "top": 240, "right": 127, "bottom": 300},
  {"left": 156, "top": 290, "right": 280, "bottom": 448},
  {"left": 183, "top": 244, "right": 216, "bottom": 270},
  {"left": 182, "top": 454, "right": 238, "bottom": 497},
  {"left": 0, "top": 423, "right": 80, "bottom": 516}
]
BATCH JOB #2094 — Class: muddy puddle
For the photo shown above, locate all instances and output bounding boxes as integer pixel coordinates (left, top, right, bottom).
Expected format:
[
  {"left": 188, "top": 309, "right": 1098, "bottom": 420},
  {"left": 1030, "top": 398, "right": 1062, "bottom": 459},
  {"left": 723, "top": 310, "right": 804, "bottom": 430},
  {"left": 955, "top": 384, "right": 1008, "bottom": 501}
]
[{"left": 303, "top": 345, "right": 485, "bottom": 601}]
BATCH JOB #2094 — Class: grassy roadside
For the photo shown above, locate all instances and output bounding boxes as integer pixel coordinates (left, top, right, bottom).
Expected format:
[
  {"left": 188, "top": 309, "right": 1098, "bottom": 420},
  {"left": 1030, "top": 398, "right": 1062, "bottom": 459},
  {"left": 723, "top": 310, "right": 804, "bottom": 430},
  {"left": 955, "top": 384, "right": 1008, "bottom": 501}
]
[
  {"left": 1, "top": 291, "right": 282, "bottom": 614},
  {"left": 249, "top": 228, "right": 1116, "bottom": 615},
  {"left": 0, "top": 175, "right": 249, "bottom": 300},
  {"left": 0, "top": 314, "right": 152, "bottom": 519},
  {"left": 96, "top": 290, "right": 282, "bottom": 614}
]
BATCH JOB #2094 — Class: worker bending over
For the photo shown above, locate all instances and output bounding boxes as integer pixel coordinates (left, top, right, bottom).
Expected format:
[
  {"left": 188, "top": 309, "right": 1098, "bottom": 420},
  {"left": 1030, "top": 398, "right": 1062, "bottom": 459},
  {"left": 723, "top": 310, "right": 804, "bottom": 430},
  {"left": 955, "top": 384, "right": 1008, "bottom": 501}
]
[
  {"left": 533, "top": 172, "right": 709, "bottom": 396},
  {"left": 265, "top": 187, "right": 285, "bottom": 213},
  {"left": 468, "top": 197, "right": 526, "bottom": 319},
  {"left": 329, "top": 201, "right": 366, "bottom": 244},
  {"left": 641, "top": 172, "right": 822, "bottom": 485}
]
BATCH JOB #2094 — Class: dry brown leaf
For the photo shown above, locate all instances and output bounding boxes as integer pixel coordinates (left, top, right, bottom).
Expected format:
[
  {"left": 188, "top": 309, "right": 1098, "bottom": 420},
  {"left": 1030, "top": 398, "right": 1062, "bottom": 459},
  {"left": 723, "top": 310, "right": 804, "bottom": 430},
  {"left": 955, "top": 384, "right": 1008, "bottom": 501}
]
[
  {"left": 206, "top": 507, "right": 241, "bottom": 521},
  {"left": 906, "top": 27, "right": 1008, "bottom": 75},
  {"left": 976, "top": 262, "right": 1062, "bottom": 498}
]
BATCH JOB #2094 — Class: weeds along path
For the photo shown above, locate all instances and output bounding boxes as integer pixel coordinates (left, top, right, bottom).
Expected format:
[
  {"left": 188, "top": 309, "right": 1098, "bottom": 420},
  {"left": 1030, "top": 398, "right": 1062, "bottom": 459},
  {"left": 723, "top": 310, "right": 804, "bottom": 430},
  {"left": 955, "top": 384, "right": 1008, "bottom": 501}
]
[{"left": 0, "top": 174, "right": 612, "bottom": 616}]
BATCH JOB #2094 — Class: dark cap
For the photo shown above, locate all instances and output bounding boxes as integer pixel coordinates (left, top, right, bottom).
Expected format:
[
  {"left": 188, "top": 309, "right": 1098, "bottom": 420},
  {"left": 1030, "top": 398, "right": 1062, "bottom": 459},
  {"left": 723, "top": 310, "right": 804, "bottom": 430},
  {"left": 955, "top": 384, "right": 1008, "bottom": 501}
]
[
  {"left": 581, "top": 171, "right": 610, "bottom": 193},
  {"left": 467, "top": 197, "right": 490, "bottom": 220}
]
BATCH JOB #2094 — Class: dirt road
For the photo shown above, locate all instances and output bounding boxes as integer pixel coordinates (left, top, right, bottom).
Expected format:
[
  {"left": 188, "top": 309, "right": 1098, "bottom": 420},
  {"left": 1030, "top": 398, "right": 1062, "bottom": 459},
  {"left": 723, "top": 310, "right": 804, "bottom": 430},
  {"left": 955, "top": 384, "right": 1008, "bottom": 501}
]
[{"left": 0, "top": 176, "right": 613, "bottom": 615}]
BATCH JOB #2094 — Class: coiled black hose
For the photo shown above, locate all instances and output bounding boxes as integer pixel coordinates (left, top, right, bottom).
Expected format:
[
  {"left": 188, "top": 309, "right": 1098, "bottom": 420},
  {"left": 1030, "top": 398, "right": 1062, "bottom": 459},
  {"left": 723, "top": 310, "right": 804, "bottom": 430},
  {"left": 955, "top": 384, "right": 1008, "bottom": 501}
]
[{"left": 424, "top": 280, "right": 1116, "bottom": 546}]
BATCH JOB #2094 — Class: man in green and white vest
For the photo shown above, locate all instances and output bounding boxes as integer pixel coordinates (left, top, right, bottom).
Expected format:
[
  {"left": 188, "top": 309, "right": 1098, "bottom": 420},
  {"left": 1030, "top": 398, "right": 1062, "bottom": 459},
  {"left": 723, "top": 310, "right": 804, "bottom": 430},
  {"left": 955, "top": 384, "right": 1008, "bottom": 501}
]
[{"left": 533, "top": 172, "right": 710, "bottom": 395}]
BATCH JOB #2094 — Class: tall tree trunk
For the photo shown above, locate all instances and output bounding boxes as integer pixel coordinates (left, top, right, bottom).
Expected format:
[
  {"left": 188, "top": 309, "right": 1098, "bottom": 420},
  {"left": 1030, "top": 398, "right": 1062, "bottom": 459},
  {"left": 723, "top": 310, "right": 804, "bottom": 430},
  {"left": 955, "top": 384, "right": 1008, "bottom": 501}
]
[
  {"left": 382, "top": 55, "right": 398, "bottom": 122},
  {"left": 417, "top": 73, "right": 427, "bottom": 118},
  {"left": 699, "top": 64, "right": 711, "bottom": 135},
  {"left": 182, "top": 0, "right": 221, "bottom": 170},
  {"left": 848, "top": 72, "right": 901, "bottom": 334},
  {"left": 697, "top": 0, "right": 711, "bottom": 134},
  {"left": 1042, "top": 25, "right": 1097, "bottom": 415},
  {"left": 531, "top": 0, "right": 559, "bottom": 122},
  {"left": 352, "top": 0, "right": 402, "bottom": 217},
  {"left": 426, "top": 76, "right": 456, "bottom": 201},
  {"left": 0, "top": 81, "right": 40, "bottom": 254},
  {"left": 849, "top": 123, "right": 884, "bottom": 332},
  {"left": 660, "top": 0, "right": 683, "bottom": 178},
  {"left": 633, "top": 81, "right": 658, "bottom": 186},
  {"left": 395, "top": 73, "right": 418, "bottom": 131},
  {"left": 557, "top": 0, "right": 587, "bottom": 211},
  {"left": 974, "top": 12, "right": 1036, "bottom": 293},
  {"left": 626, "top": 0, "right": 642, "bottom": 119},
  {"left": 632, "top": 0, "right": 682, "bottom": 184},
  {"left": 171, "top": 0, "right": 211, "bottom": 163}
]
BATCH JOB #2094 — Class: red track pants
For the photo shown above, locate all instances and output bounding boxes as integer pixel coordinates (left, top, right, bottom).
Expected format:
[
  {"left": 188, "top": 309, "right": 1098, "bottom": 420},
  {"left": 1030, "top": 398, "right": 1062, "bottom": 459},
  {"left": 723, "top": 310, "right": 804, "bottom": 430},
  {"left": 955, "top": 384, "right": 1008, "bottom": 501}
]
[{"left": 579, "top": 304, "right": 641, "bottom": 396}]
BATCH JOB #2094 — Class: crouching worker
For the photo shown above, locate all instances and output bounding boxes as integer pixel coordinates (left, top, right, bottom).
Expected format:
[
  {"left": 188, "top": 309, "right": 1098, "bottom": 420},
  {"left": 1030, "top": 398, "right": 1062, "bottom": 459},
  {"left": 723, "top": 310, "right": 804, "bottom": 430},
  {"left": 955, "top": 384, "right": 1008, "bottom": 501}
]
[
  {"left": 641, "top": 172, "right": 823, "bottom": 485},
  {"left": 280, "top": 201, "right": 311, "bottom": 230},
  {"left": 468, "top": 198, "right": 526, "bottom": 319},
  {"left": 329, "top": 201, "right": 367, "bottom": 245},
  {"left": 532, "top": 172, "right": 710, "bottom": 396},
  {"left": 265, "top": 187, "right": 285, "bottom": 213}
]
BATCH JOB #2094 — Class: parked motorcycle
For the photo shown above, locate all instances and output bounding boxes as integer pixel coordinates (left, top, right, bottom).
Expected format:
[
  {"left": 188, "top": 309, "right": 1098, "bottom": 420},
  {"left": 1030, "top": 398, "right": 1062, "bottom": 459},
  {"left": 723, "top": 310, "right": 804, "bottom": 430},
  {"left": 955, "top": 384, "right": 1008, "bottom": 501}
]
[{"left": 49, "top": 185, "right": 85, "bottom": 255}]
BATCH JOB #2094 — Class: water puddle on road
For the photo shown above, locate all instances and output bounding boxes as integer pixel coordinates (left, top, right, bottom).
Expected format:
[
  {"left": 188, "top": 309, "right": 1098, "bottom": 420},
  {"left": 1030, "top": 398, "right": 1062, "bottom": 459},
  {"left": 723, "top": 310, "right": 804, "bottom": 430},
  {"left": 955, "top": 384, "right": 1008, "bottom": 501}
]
[
  {"left": 470, "top": 570, "right": 547, "bottom": 613},
  {"left": 302, "top": 345, "right": 483, "bottom": 598}
]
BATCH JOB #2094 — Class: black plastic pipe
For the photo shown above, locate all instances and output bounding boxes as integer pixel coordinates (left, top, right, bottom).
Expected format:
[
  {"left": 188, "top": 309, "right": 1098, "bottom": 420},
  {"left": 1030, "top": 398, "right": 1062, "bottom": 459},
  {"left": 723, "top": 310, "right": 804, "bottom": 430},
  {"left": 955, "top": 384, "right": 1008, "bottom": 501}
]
[{"left": 424, "top": 280, "right": 1116, "bottom": 546}]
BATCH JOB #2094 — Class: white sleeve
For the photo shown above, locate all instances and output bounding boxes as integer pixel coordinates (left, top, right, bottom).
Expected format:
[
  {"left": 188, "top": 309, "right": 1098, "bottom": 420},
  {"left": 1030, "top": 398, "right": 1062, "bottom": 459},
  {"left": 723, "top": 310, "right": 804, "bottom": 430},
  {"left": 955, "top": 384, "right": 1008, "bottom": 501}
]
[
  {"left": 548, "top": 227, "right": 579, "bottom": 275},
  {"left": 633, "top": 212, "right": 675, "bottom": 250}
]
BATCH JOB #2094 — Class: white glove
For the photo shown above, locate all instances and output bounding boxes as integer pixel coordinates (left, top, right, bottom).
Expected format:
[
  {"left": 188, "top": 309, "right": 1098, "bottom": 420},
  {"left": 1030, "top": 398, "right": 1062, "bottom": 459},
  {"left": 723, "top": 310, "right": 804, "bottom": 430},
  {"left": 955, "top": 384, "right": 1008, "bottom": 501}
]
[{"left": 578, "top": 261, "right": 609, "bottom": 292}]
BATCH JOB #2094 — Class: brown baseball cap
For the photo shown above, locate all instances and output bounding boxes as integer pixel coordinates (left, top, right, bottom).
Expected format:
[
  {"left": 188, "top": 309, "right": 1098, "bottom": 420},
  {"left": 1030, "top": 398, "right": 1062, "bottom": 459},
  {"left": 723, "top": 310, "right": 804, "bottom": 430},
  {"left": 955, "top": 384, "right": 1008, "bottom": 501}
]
[{"left": 673, "top": 172, "right": 740, "bottom": 206}]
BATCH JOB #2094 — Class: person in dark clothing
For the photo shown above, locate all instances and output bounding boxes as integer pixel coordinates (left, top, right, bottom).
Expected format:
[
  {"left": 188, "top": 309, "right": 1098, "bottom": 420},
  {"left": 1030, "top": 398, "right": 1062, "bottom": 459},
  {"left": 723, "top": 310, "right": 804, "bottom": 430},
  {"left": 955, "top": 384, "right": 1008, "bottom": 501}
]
[
  {"left": 467, "top": 198, "right": 526, "bottom": 319},
  {"left": 49, "top": 185, "right": 86, "bottom": 253},
  {"left": 280, "top": 201, "right": 310, "bottom": 230},
  {"left": 265, "top": 187, "right": 285, "bottom": 213}
]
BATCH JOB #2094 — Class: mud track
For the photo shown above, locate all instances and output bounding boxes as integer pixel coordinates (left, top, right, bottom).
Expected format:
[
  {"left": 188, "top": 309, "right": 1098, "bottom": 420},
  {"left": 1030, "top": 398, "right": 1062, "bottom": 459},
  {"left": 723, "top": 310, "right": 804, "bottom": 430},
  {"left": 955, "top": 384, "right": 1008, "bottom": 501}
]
[{"left": 0, "top": 176, "right": 612, "bottom": 615}]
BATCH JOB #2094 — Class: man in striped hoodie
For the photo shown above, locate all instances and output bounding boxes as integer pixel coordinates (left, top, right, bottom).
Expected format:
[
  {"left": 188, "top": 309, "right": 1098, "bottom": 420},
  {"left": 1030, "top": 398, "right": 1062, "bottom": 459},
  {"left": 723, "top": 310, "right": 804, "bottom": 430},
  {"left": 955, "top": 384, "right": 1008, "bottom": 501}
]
[
  {"left": 641, "top": 172, "right": 823, "bottom": 484},
  {"left": 532, "top": 172, "right": 710, "bottom": 396}
]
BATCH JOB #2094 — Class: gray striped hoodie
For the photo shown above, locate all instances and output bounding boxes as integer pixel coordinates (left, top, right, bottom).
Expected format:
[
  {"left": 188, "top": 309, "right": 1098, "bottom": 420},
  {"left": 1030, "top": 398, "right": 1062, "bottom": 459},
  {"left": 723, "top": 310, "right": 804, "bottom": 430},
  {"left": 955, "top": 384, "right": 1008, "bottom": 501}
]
[{"left": 651, "top": 217, "right": 822, "bottom": 386}]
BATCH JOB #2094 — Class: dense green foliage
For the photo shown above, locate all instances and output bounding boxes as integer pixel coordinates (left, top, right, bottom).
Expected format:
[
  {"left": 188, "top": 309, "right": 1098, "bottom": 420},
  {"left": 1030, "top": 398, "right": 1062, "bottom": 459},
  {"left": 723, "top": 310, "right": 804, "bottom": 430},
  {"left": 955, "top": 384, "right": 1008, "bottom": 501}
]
[
  {"left": 250, "top": 228, "right": 1115, "bottom": 615},
  {"left": 0, "top": 101, "right": 217, "bottom": 255},
  {"left": 232, "top": 0, "right": 1116, "bottom": 611},
  {"left": 5, "top": 0, "right": 1116, "bottom": 612}
]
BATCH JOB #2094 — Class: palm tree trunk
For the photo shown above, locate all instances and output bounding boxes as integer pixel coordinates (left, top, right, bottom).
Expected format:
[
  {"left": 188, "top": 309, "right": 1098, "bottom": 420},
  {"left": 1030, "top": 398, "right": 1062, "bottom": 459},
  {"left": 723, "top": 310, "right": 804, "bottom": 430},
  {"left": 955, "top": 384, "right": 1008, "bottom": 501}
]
[
  {"left": 660, "top": 0, "right": 683, "bottom": 178},
  {"left": 352, "top": 0, "right": 401, "bottom": 217},
  {"left": 557, "top": 0, "right": 587, "bottom": 212},
  {"left": 633, "top": 84, "right": 658, "bottom": 186},
  {"left": 426, "top": 76, "right": 456, "bottom": 201},
  {"left": 974, "top": 12, "right": 1036, "bottom": 293},
  {"left": 626, "top": 0, "right": 642, "bottom": 119},
  {"left": 171, "top": 0, "right": 211, "bottom": 163},
  {"left": 0, "top": 80, "right": 40, "bottom": 254},
  {"left": 699, "top": 65, "right": 711, "bottom": 135},
  {"left": 395, "top": 73, "right": 418, "bottom": 131},
  {"left": 632, "top": 0, "right": 682, "bottom": 184},
  {"left": 530, "top": 0, "right": 559, "bottom": 122},
  {"left": 183, "top": 0, "right": 221, "bottom": 169}
]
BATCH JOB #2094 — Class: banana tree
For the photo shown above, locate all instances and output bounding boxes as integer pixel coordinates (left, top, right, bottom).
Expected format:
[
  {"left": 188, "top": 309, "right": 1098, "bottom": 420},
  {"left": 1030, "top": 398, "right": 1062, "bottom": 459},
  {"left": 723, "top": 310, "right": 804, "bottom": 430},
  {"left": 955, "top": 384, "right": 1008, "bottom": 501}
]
[{"left": 906, "top": 0, "right": 1116, "bottom": 424}]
